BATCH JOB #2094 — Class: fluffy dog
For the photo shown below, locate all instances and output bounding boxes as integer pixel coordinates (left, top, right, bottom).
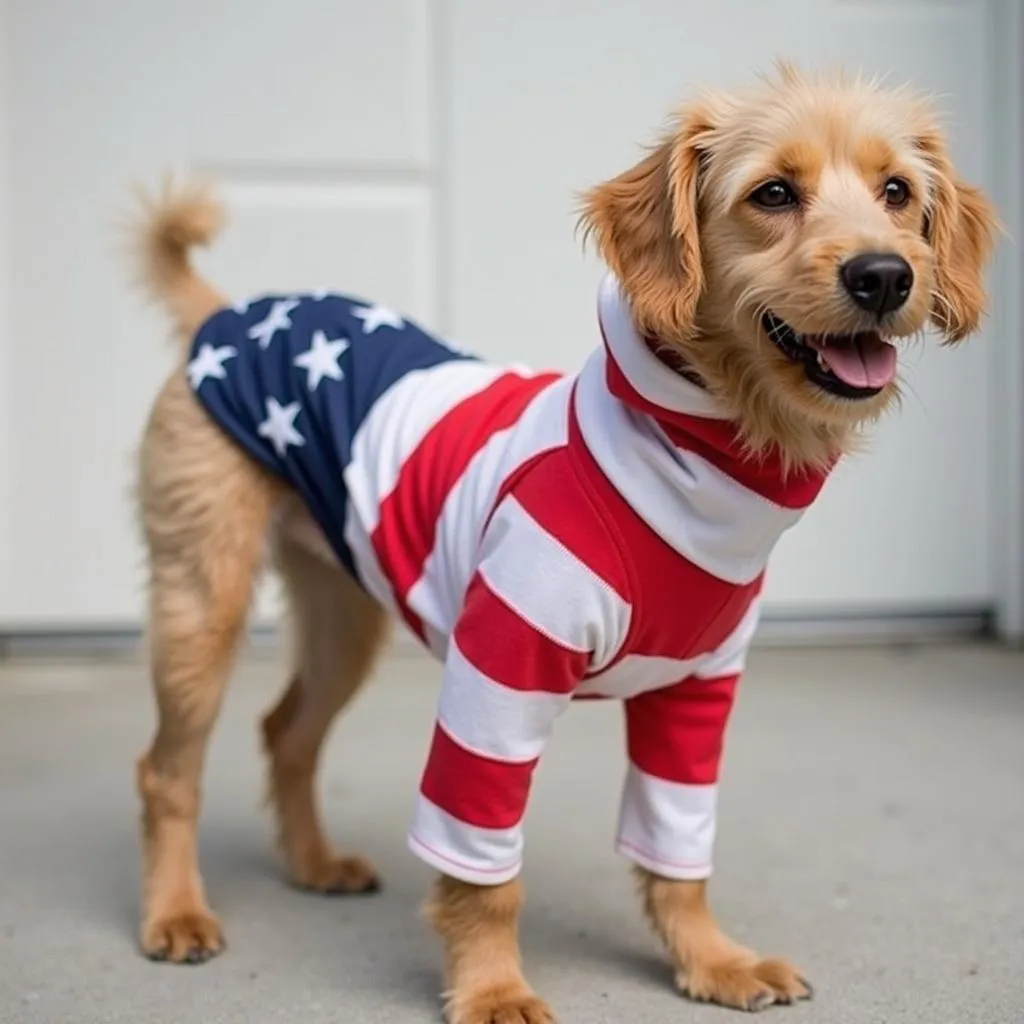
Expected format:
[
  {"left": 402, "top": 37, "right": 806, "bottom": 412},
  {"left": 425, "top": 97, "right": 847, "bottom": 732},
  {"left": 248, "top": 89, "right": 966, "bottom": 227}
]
[{"left": 128, "top": 63, "right": 997, "bottom": 1022}]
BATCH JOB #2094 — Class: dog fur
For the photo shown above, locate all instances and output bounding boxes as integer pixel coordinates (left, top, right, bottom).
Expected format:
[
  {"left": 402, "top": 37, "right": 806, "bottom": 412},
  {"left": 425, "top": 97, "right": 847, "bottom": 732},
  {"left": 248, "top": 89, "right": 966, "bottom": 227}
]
[{"left": 128, "top": 63, "right": 998, "bottom": 1021}]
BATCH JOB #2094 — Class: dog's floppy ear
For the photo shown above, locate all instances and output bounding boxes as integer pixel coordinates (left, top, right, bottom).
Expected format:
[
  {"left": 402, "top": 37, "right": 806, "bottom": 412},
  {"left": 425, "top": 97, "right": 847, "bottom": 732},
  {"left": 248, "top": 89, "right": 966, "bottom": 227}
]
[
  {"left": 918, "top": 129, "right": 1000, "bottom": 344},
  {"left": 578, "top": 106, "right": 715, "bottom": 342}
]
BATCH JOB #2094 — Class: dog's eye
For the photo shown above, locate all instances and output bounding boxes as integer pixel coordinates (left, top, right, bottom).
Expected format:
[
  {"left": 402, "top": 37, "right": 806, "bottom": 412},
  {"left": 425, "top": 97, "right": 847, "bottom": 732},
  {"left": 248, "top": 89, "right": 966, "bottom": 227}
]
[
  {"left": 748, "top": 179, "right": 799, "bottom": 210},
  {"left": 883, "top": 177, "right": 911, "bottom": 209}
]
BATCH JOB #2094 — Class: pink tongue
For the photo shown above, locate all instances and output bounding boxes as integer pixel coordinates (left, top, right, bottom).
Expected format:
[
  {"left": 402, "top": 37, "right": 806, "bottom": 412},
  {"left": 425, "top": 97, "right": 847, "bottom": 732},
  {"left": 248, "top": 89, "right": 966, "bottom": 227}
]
[{"left": 808, "top": 334, "right": 897, "bottom": 389}]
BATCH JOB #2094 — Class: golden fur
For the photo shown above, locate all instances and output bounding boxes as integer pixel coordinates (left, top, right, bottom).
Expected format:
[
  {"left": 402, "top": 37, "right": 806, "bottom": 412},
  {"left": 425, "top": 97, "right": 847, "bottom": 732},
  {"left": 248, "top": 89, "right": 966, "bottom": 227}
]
[
  {"left": 128, "top": 65, "right": 997, "bottom": 1018},
  {"left": 578, "top": 61, "right": 998, "bottom": 467}
]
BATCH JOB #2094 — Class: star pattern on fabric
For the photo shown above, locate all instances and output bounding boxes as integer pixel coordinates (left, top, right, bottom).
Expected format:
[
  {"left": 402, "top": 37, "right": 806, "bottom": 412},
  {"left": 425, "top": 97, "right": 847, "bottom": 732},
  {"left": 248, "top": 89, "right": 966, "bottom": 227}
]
[
  {"left": 352, "top": 302, "right": 404, "bottom": 334},
  {"left": 257, "top": 397, "right": 306, "bottom": 457},
  {"left": 189, "top": 294, "right": 430, "bottom": 469},
  {"left": 294, "top": 330, "right": 349, "bottom": 391},
  {"left": 248, "top": 298, "right": 300, "bottom": 349},
  {"left": 187, "top": 342, "right": 237, "bottom": 389}
]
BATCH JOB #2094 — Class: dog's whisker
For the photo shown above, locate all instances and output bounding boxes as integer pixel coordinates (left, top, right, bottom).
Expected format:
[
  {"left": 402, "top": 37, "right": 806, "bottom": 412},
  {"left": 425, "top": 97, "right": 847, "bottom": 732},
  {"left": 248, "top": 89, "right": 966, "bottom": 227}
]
[{"left": 929, "top": 289, "right": 958, "bottom": 330}]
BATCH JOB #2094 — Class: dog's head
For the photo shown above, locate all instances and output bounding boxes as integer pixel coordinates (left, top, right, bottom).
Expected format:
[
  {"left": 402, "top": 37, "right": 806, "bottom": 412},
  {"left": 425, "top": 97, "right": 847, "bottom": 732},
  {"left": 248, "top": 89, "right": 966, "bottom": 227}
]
[{"left": 579, "top": 62, "right": 1000, "bottom": 464}]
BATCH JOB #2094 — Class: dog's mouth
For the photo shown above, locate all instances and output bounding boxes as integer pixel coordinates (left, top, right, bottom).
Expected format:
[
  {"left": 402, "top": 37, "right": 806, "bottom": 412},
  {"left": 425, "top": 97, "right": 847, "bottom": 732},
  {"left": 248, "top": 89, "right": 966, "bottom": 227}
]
[{"left": 762, "top": 312, "right": 898, "bottom": 400}]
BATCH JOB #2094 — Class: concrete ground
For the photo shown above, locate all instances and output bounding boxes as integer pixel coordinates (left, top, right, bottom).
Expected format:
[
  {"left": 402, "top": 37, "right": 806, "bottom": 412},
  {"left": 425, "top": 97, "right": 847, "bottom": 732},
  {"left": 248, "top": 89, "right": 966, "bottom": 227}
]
[{"left": 0, "top": 643, "right": 1022, "bottom": 1024}]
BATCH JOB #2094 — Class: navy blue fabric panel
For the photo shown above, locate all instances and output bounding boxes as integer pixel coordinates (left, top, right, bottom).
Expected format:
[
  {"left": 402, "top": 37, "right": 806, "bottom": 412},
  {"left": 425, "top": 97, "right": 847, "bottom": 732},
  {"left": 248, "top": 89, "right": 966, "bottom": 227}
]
[{"left": 188, "top": 291, "right": 475, "bottom": 580}]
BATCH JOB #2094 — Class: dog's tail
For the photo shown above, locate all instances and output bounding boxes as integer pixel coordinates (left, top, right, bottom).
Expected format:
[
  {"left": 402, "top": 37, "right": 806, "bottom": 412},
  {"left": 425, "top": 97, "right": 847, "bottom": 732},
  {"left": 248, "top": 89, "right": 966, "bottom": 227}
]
[{"left": 134, "top": 179, "right": 229, "bottom": 342}]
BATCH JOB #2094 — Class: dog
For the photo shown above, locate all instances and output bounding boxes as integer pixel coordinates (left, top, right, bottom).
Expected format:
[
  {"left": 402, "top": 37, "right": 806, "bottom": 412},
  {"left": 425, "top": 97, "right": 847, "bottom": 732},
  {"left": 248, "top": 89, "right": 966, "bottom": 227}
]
[{"left": 128, "top": 62, "right": 997, "bottom": 1022}]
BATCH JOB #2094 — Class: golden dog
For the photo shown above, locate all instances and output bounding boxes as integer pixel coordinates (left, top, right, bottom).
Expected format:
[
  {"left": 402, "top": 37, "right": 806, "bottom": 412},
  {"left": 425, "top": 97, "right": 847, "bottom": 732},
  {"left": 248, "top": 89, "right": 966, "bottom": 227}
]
[{"left": 128, "top": 63, "right": 997, "bottom": 1022}]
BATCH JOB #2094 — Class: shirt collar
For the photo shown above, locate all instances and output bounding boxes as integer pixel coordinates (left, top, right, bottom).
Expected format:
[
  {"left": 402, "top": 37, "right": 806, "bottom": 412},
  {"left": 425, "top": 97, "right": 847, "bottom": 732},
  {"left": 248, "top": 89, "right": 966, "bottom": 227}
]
[
  {"left": 596, "top": 273, "right": 729, "bottom": 421},
  {"left": 595, "top": 272, "right": 835, "bottom": 510}
]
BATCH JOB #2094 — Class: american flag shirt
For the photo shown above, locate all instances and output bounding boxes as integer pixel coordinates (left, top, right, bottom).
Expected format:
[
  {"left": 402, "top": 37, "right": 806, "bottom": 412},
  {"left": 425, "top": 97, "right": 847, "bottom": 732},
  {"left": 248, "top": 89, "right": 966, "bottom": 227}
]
[{"left": 188, "top": 276, "right": 834, "bottom": 886}]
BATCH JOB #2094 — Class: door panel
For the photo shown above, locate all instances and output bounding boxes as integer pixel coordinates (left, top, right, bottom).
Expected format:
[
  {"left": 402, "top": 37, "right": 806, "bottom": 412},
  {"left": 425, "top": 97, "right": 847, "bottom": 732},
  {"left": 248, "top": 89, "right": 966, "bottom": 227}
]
[{"left": 2, "top": 0, "right": 435, "bottom": 625}]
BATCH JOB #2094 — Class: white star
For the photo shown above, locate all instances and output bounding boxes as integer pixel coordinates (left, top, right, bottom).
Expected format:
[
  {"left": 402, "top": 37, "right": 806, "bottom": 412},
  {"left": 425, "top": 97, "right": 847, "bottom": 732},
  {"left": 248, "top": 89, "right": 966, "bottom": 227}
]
[
  {"left": 247, "top": 298, "right": 300, "bottom": 349},
  {"left": 233, "top": 299, "right": 250, "bottom": 315},
  {"left": 352, "top": 303, "right": 403, "bottom": 334},
  {"left": 294, "top": 330, "right": 349, "bottom": 391},
  {"left": 257, "top": 397, "right": 306, "bottom": 457},
  {"left": 311, "top": 288, "right": 329, "bottom": 301},
  {"left": 187, "top": 342, "right": 237, "bottom": 389}
]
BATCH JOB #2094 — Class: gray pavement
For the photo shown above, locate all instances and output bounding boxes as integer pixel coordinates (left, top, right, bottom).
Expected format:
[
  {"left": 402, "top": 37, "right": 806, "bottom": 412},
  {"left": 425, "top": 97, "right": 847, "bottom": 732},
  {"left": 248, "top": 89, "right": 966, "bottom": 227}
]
[{"left": 0, "top": 643, "right": 1022, "bottom": 1023}]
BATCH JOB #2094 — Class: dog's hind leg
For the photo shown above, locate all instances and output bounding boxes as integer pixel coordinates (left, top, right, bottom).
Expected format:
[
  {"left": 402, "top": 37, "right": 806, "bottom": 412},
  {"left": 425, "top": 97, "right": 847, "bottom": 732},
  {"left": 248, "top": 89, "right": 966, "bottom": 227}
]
[
  {"left": 135, "top": 372, "right": 278, "bottom": 963},
  {"left": 260, "top": 532, "right": 390, "bottom": 894}
]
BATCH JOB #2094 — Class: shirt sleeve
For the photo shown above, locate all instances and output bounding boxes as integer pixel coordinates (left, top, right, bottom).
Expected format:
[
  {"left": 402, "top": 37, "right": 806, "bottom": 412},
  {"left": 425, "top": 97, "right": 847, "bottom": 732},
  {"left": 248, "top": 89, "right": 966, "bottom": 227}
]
[
  {"left": 407, "top": 491, "right": 631, "bottom": 885},
  {"left": 614, "top": 598, "right": 759, "bottom": 880},
  {"left": 615, "top": 673, "right": 738, "bottom": 880}
]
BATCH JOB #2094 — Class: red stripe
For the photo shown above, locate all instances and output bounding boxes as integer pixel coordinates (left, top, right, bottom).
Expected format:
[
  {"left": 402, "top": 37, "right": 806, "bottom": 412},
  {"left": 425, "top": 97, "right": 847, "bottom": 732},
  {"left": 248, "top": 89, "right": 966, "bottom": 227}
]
[
  {"left": 625, "top": 674, "right": 738, "bottom": 785},
  {"left": 420, "top": 723, "right": 536, "bottom": 830},
  {"left": 455, "top": 572, "right": 588, "bottom": 693},
  {"left": 370, "top": 370, "right": 560, "bottom": 609},
  {"left": 603, "top": 343, "right": 834, "bottom": 509},
  {"left": 566, "top": 406, "right": 761, "bottom": 661},
  {"left": 503, "top": 443, "right": 632, "bottom": 604}
]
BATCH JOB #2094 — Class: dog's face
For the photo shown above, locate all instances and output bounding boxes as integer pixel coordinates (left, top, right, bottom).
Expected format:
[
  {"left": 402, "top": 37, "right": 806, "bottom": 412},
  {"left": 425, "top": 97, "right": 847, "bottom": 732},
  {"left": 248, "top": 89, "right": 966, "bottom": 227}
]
[{"left": 580, "top": 64, "right": 999, "bottom": 461}]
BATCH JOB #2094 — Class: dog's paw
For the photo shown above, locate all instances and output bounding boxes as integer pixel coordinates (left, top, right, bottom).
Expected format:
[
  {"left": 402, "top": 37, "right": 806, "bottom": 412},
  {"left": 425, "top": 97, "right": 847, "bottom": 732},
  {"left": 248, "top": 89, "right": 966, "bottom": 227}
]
[
  {"left": 141, "top": 907, "right": 224, "bottom": 964},
  {"left": 447, "top": 985, "right": 556, "bottom": 1024},
  {"left": 293, "top": 854, "right": 382, "bottom": 896},
  {"left": 678, "top": 955, "right": 812, "bottom": 1012}
]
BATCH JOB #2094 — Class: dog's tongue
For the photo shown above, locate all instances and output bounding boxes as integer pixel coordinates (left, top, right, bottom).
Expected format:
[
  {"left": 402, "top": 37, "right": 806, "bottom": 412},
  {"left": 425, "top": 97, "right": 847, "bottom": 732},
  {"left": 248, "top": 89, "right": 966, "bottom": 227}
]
[{"left": 807, "top": 332, "right": 897, "bottom": 389}]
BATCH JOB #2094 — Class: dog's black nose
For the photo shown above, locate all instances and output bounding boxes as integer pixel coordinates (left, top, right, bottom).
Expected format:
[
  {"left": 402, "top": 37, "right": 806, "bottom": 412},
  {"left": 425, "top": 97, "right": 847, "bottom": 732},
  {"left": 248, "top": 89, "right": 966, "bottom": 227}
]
[{"left": 840, "top": 253, "right": 914, "bottom": 315}]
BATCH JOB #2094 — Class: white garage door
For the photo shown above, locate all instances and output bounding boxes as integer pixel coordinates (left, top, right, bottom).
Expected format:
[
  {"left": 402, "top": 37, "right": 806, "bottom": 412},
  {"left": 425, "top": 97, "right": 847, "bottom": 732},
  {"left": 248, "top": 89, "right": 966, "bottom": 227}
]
[{"left": 0, "top": 0, "right": 1008, "bottom": 631}]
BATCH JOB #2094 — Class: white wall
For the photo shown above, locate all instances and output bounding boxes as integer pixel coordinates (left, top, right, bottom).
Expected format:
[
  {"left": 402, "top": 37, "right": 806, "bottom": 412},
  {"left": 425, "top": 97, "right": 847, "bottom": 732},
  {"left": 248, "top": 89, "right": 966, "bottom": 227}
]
[
  {"left": 0, "top": 0, "right": 1016, "bottom": 632},
  {"left": 989, "top": 0, "right": 1024, "bottom": 642},
  {"left": 2, "top": 0, "right": 440, "bottom": 628},
  {"left": 0, "top": 8, "right": 10, "bottom": 622}
]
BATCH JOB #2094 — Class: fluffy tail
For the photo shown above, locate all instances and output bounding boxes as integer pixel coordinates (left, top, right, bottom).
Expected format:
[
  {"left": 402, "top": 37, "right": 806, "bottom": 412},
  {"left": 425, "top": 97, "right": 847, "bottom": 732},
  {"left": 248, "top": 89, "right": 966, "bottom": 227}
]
[{"left": 134, "top": 178, "right": 229, "bottom": 342}]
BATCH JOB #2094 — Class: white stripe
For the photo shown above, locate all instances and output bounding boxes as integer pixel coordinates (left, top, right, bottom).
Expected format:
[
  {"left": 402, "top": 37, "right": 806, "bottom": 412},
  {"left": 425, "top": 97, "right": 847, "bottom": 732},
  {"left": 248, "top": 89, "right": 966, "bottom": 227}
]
[
  {"left": 616, "top": 764, "right": 717, "bottom": 881},
  {"left": 344, "top": 360, "right": 509, "bottom": 535},
  {"left": 406, "top": 376, "right": 573, "bottom": 635},
  {"left": 574, "top": 348, "right": 803, "bottom": 584},
  {"left": 343, "top": 503, "right": 398, "bottom": 617},
  {"left": 476, "top": 495, "right": 631, "bottom": 670},
  {"left": 437, "top": 640, "right": 571, "bottom": 762},
  {"left": 408, "top": 795, "right": 522, "bottom": 885},
  {"left": 695, "top": 595, "right": 763, "bottom": 679},
  {"left": 423, "top": 622, "right": 449, "bottom": 660},
  {"left": 598, "top": 274, "right": 728, "bottom": 419},
  {"left": 577, "top": 653, "right": 704, "bottom": 700}
]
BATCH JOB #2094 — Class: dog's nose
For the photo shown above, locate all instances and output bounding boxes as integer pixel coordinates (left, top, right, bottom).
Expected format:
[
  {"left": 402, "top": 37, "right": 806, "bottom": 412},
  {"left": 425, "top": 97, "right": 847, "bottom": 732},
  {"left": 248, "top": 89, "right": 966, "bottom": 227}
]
[{"left": 840, "top": 253, "right": 914, "bottom": 315}]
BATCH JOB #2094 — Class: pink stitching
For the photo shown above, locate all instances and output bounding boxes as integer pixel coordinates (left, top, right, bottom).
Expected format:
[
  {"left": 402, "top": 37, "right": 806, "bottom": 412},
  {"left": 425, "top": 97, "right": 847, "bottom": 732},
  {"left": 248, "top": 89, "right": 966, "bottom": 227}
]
[
  {"left": 409, "top": 833, "right": 520, "bottom": 876},
  {"left": 617, "top": 837, "right": 710, "bottom": 871}
]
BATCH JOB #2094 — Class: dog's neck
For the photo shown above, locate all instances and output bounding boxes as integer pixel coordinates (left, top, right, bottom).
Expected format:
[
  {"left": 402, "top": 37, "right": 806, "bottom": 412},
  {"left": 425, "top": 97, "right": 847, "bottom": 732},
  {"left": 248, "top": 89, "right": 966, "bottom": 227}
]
[
  {"left": 600, "top": 273, "right": 847, "bottom": 473},
  {"left": 642, "top": 326, "right": 852, "bottom": 473}
]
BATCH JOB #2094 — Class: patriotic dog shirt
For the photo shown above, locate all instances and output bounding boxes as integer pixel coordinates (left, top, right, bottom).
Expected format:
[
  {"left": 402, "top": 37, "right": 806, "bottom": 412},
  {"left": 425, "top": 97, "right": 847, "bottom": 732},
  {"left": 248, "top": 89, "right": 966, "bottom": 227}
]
[{"left": 188, "top": 275, "right": 834, "bottom": 886}]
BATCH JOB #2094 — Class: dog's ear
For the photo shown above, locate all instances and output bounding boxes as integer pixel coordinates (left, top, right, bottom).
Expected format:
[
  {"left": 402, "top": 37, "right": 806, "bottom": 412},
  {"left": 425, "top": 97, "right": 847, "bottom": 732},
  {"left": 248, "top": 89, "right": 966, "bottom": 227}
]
[
  {"left": 918, "top": 129, "right": 1000, "bottom": 344},
  {"left": 578, "top": 106, "right": 715, "bottom": 342}
]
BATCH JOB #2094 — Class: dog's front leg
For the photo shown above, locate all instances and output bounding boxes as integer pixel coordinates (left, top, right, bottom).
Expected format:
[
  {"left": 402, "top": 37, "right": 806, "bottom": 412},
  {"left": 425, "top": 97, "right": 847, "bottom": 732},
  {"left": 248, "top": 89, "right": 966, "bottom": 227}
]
[
  {"left": 636, "top": 869, "right": 812, "bottom": 1011},
  {"left": 425, "top": 874, "right": 554, "bottom": 1024}
]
